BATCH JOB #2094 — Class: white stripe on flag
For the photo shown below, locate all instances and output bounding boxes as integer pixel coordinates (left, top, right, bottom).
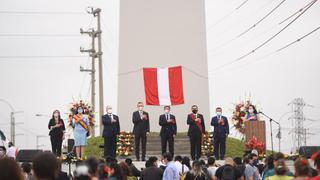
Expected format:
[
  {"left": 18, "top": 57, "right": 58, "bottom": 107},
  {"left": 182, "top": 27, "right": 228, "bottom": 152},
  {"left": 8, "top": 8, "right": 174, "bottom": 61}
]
[{"left": 157, "top": 68, "right": 171, "bottom": 105}]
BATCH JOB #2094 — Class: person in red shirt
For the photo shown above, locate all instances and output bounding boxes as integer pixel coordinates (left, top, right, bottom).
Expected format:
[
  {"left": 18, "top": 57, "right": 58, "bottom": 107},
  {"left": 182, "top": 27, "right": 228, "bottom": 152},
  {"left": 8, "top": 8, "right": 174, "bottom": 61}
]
[{"left": 309, "top": 151, "right": 320, "bottom": 180}]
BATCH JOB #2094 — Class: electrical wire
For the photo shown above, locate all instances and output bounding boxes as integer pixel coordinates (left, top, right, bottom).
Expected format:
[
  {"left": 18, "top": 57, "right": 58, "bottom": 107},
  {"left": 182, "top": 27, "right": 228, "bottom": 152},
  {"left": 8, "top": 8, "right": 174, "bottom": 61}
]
[
  {"left": 208, "top": 0, "right": 318, "bottom": 73},
  {"left": 207, "top": 0, "right": 249, "bottom": 30},
  {"left": 207, "top": 0, "right": 288, "bottom": 53},
  {"left": 209, "top": 25, "right": 320, "bottom": 75},
  {"left": 0, "top": 10, "right": 86, "bottom": 15}
]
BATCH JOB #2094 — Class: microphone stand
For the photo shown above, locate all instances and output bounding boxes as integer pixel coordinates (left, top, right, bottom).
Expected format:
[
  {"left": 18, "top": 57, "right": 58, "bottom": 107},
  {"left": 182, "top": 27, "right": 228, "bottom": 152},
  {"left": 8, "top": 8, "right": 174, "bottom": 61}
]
[{"left": 259, "top": 112, "right": 280, "bottom": 154}]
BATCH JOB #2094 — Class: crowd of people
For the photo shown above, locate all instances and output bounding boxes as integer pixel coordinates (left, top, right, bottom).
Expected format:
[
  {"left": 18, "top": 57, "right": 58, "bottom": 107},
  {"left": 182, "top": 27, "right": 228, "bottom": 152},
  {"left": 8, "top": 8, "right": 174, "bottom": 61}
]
[{"left": 1, "top": 147, "right": 320, "bottom": 180}]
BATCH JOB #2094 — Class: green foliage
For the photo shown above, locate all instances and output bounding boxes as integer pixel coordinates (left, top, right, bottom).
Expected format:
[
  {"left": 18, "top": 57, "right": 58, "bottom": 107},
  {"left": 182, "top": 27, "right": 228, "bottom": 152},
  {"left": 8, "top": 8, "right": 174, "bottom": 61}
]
[
  {"left": 85, "top": 136, "right": 104, "bottom": 158},
  {"left": 225, "top": 136, "right": 245, "bottom": 157}
]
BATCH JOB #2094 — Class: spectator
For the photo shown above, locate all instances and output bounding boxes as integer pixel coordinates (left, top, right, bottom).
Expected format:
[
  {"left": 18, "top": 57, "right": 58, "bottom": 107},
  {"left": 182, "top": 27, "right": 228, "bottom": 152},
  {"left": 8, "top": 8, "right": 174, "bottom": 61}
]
[
  {"left": 266, "top": 160, "right": 291, "bottom": 180},
  {"left": 162, "top": 152, "right": 179, "bottom": 180},
  {"left": 74, "top": 165, "right": 91, "bottom": 180},
  {"left": 199, "top": 159, "right": 211, "bottom": 180},
  {"left": 140, "top": 156, "right": 163, "bottom": 180},
  {"left": 207, "top": 157, "right": 218, "bottom": 179},
  {"left": 98, "top": 163, "right": 109, "bottom": 180},
  {"left": 263, "top": 153, "right": 294, "bottom": 180},
  {"left": 310, "top": 151, "right": 320, "bottom": 180},
  {"left": 21, "top": 162, "right": 35, "bottom": 180},
  {"left": 7, "top": 142, "right": 19, "bottom": 159},
  {"left": 175, "top": 155, "right": 190, "bottom": 175},
  {"left": 119, "top": 161, "right": 137, "bottom": 180},
  {"left": 0, "top": 145, "right": 6, "bottom": 158},
  {"left": 57, "top": 160, "right": 69, "bottom": 180},
  {"left": 125, "top": 158, "right": 141, "bottom": 177},
  {"left": 244, "top": 153, "right": 261, "bottom": 180},
  {"left": 85, "top": 156, "right": 99, "bottom": 178},
  {"left": 182, "top": 156, "right": 192, "bottom": 170},
  {"left": 32, "top": 152, "right": 59, "bottom": 180},
  {"left": 214, "top": 157, "right": 242, "bottom": 180},
  {"left": 185, "top": 160, "right": 206, "bottom": 180},
  {"left": 108, "top": 162, "right": 124, "bottom": 180},
  {"left": 293, "top": 157, "right": 311, "bottom": 180},
  {"left": 262, "top": 155, "right": 274, "bottom": 180},
  {"left": 234, "top": 157, "right": 246, "bottom": 177},
  {"left": 0, "top": 157, "right": 24, "bottom": 180}
]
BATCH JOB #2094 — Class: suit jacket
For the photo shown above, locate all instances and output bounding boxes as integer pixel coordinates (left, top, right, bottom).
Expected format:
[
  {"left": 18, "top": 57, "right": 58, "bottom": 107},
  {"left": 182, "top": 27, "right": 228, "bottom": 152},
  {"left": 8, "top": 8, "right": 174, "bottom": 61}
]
[
  {"left": 211, "top": 115, "right": 229, "bottom": 138},
  {"left": 132, "top": 111, "right": 150, "bottom": 135},
  {"left": 102, "top": 114, "right": 120, "bottom": 137},
  {"left": 159, "top": 114, "right": 177, "bottom": 137},
  {"left": 187, "top": 113, "right": 205, "bottom": 136}
]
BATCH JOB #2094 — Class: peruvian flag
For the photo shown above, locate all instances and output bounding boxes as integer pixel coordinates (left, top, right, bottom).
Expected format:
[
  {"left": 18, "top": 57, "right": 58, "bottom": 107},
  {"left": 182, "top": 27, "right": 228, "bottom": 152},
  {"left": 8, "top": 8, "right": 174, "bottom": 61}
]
[{"left": 143, "top": 66, "right": 184, "bottom": 106}]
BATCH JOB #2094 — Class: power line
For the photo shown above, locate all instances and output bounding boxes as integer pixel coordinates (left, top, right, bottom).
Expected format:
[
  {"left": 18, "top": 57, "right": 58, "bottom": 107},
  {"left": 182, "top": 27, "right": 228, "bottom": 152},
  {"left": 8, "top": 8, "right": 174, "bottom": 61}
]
[
  {"left": 207, "top": 0, "right": 249, "bottom": 30},
  {"left": 208, "top": 0, "right": 289, "bottom": 53},
  {"left": 0, "top": 55, "right": 87, "bottom": 59},
  {"left": 208, "top": 0, "right": 318, "bottom": 73},
  {"left": 0, "top": 34, "right": 81, "bottom": 37},
  {"left": 0, "top": 10, "right": 86, "bottom": 15},
  {"left": 210, "top": 25, "right": 320, "bottom": 75}
]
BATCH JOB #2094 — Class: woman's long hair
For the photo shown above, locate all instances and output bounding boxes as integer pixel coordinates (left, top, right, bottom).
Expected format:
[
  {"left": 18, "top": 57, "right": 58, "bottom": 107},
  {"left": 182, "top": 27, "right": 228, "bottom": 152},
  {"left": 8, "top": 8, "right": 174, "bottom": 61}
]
[
  {"left": 191, "top": 161, "right": 203, "bottom": 177},
  {"left": 51, "top": 110, "right": 61, "bottom": 120}
]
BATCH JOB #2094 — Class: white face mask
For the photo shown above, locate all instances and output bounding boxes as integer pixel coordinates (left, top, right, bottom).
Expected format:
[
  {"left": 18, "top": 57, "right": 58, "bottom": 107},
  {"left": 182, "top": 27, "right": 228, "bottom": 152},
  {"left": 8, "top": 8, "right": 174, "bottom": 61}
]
[
  {"left": 164, "top": 110, "right": 170, "bottom": 114},
  {"left": 138, "top": 107, "right": 143, "bottom": 111},
  {"left": 107, "top": 109, "right": 112, "bottom": 114},
  {"left": 216, "top": 112, "right": 222, "bottom": 116},
  {"left": 78, "top": 109, "right": 83, "bottom": 114},
  {"left": 249, "top": 109, "right": 254, "bottom": 113}
]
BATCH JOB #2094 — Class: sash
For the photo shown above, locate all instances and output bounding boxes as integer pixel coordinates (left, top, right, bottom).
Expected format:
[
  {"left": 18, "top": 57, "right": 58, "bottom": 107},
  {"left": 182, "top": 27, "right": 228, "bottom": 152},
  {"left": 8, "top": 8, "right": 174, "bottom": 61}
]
[
  {"left": 192, "top": 114, "right": 203, "bottom": 133},
  {"left": 74, "top": 114, "right": 89, "bottom": 131}
]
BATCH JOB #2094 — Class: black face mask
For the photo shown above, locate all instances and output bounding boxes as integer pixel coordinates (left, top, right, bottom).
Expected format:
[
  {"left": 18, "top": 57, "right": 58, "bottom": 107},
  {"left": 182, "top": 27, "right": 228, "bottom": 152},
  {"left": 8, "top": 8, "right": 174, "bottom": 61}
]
[{"left": 192, "top": 110, "right": 198, "bottom": 114}]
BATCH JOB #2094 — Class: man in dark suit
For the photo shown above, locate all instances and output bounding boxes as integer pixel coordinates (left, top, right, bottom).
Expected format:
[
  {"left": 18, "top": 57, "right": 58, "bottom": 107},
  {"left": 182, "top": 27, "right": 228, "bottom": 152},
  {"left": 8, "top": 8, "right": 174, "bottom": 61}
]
[
  {"left": 187, "top": 105, "right": 205, "bottom": 160},
  {"left": 159, "top": 106, "right": 177, "bottom": 156},
  {"left": 132, "top": 102, "right": 150, "bottom": 161},
  {"left": 211, "top": 107, "right": 229, "bottom": 160},
  {"left": 102, "top": 105, "right": 120, "bottom": 158}
]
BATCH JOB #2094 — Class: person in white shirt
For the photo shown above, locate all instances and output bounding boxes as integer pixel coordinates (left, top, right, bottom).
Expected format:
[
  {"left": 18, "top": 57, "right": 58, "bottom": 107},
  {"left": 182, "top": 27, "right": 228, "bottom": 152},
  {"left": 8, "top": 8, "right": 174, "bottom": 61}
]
[
  {"left": 207, "top": 157, "right": 218, "bottom": 179},
  {"left": 6, "top": 142, "right": 18, "bottom": 159},
  {"left": 174, "top": 155, "right": 190, "bottom": 175}
]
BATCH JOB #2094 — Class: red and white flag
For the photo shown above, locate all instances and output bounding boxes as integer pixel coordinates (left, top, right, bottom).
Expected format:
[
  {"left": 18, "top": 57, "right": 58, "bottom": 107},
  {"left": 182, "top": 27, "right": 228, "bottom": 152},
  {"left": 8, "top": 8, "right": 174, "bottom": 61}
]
[{"left": 143, "top": 66, "right": 184, "bottom": 106}]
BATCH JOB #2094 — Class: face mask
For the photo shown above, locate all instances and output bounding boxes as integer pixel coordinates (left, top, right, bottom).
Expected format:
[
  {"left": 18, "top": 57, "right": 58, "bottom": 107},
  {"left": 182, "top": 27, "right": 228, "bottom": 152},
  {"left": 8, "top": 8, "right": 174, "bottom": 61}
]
[
  {"left": 107, "top": 109, "right": 112, "bottom": 114},
  {"left": 78, "top": 109, "right": 83, "bottom": 114},
  {"left": 138, "top": 107, "right": 143, "bottom": 111},
  {"left": 164, "top": 110, "right": 170, "bottom": 114},
  {"left": 216, "top": 112, "right": 222, "bottom": 116},
  {"left": 192, "top": 109, "right": 198, "bottom": 114},
  {"left": 249, "top": 109, "right": 254, "bottom": 113}
]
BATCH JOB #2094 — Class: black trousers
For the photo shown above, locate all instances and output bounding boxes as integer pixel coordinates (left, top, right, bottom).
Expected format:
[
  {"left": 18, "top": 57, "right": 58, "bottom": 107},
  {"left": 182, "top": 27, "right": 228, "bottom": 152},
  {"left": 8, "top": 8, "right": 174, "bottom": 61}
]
[
  {"left": 104, "top": 135, "right": 117, "bottom": 158},
  {"left": 50, "top": 135, "right": 62, "bottom": 156},
  {"left": 161, "top": 134, "right": 174, "bottom": 157},
  {"left": 189, "top": 133, "right": 202, "bottom": 160},
  {"left": 134, "top": 133, "right": 147, "bottom": 160},
  {"left": 214, "top": 136, "right": 226, "bottom": 160}
]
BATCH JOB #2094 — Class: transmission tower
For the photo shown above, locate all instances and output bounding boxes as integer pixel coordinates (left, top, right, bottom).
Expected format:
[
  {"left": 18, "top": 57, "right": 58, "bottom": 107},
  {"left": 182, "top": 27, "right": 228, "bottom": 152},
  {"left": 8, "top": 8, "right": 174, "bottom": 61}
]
[{"left": 289, "top": 98, "right": 306, "bottom": 153}]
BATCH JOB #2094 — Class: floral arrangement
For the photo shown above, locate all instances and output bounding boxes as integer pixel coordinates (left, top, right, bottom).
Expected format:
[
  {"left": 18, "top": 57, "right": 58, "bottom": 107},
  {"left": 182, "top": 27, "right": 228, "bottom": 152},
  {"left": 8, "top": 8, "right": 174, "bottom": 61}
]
[
  {"left": 69, "top": 100, "right": 95, "bottom": 127},
  {"left": 245, "top": 136, "right": 265, "bottom": 154},
  {"left": 231, "top": 99, "right": 260, "bottom": 134},
  {"left": 116, "top": 131, "right": 134, "bottom": 156},
  {"left": 202, "top": 132, "right": 214, "bottom": 156}
]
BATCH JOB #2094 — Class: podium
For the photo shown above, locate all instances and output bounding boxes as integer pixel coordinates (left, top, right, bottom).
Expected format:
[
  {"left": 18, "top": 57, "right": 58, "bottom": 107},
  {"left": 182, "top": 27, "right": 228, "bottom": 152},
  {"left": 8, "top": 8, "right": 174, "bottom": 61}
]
[{"left": 244, "top": 121, "right": 266, "bottom": 152}]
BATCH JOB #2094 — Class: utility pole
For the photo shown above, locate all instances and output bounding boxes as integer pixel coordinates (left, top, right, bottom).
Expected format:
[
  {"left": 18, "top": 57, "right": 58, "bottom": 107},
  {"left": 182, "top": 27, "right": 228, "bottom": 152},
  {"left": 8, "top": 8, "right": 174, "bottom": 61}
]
[
  {"left": 80, "top": 28, "right": 97, "bottom": 136},
  {"left": 86, "top": 7, "right": 104, "bottom": 135}
]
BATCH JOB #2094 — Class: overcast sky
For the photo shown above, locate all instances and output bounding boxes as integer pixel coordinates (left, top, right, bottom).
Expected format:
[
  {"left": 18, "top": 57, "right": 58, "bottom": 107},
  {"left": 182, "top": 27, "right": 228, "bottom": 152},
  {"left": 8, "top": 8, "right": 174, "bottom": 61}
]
[{"left": 0, "top": 0, "right": 319, "bottom": 153}]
